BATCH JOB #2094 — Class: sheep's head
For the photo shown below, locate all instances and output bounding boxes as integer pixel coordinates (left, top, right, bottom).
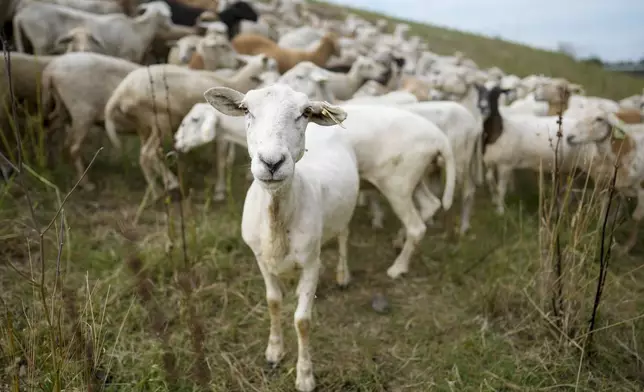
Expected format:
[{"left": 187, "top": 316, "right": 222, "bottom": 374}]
[
  {"left": 198, "top": 34, "right": 238, "bottom": 69},
  {"left": 174, "top": 103, "right": 217, "bottom": 153},
  {"left": 322, "top": 32, "right": 342, "bottom": 56},
  {"left": 172, "top": 35, "right": 201, "bottom": 64},
  {"left": 203, "top": 84, "right": 347, "bottom": 192},
  {"left": 278, "top": 62, "right": 326, "bottom": 99},
  {"left": 353, "top": 56, "right": 389, "bottom": 83},
  {"left": 566, "top": 109, "right": 626, "bottom": 147},
  {"left": 54, "top": 26, "right": 105, "bottom": 54},
  {"left": 137, "top": 1, "right": 172, "bottom": 26}
]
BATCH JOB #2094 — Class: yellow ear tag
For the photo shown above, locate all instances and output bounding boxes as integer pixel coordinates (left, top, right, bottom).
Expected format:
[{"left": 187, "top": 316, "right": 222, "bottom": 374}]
[
  {"left": 321, "top": 105, "right": 345, "bottom": 129},
  {"left": 612, "top": 125, "right": 626, "bottom": 140}
]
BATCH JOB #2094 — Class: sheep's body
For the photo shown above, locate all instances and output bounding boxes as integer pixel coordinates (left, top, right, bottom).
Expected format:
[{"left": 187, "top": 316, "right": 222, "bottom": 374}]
[
  {"left": 41, "top": 52, "right": 140, "bottom": 190},
  {"left": 13, "top": 1, "right": 171, "bottom": 63},
  {"left": 46, "top": 0, "right": 127, "bottom": 14},
  {"left": 566, "top": 110, "right": 644, "bottom": 252},
  {"left": 104, "top": 55, "right": 273, "bottom": 198},
  {"left": 204, "top": 84, "right": 360, "bottom": 392},
  {"left": 0, "top": 52, "right": 57, "bottom": 162},
  {"left": 484, "top": 114, "right": 592, "bottom": 214},
  {"left": 54, "top": 25, "right": 105, "bottom": 54},
  {"left": 231, "top": 32, "right": 338, "bottom": 73},
  {"left": 564, "top": 95, "right": 620, "bottom": 117},
  {"left": 337, "top": 104, "right": 456, "bottom": 279},
  {"left": 504, "top": 93, "right": 549, "bottom": 116},
  {"left": 277, "top": 26, "right": 323, "bottom": 49}
]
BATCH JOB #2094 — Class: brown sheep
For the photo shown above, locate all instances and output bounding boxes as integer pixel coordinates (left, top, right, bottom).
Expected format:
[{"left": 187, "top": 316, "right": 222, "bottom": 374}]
[
  {"left": 615, "top": 108, "right": 643, "bottom": 124},
  {"left": 231, "top": 32, "right": 340, "bottom": 73}
]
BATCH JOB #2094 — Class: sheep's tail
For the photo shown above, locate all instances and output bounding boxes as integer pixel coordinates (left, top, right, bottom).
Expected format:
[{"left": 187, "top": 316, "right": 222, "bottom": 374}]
[
  {"left": 104, "top": 95, "right": 123, "bottom": 150},
  {"left": 439, "top": 136, "right": 456, "bottom": 211}
]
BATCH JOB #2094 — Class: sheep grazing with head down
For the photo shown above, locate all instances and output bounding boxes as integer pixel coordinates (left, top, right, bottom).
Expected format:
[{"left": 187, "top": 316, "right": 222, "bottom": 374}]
[
  {"left": 203, "top": 83, "right": 360, "bottom": 392},
  {"left": 566, "top": 109, "right": 644, "bottom": 253}
]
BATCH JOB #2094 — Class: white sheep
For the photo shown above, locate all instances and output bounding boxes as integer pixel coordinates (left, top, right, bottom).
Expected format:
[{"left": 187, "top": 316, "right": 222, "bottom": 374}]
[
  {"left": 174, "top": 102, "right": 247, "bottom": 201},
  {"left": 336, "top": 104, "right": 456, "bottom": 278},
  {"left": 482, "top": 87, "right": 595, "bottom": 214},
  {"left": 203, "top": 83, "right": 360, "bottom": 392},
  {"left": 41, "top": 51, "right": 140, "bottom": 190},
  {"left": 566, "top": 109, "right": 644, "bottom": 253},
  {"left": 104, "top": 54, "right": 275, "bottom": 199},
  {"left": 14, "top": 1, "right": 172, "bottom": 63}
]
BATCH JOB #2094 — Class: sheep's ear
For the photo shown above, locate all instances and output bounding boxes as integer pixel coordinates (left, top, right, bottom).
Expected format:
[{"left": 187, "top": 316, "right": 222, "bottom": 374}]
[
  {"left": 204, "top": 87, "right": 245, "bottom": 116},
  {"left": 392, "top": 56, "right": 405, "bottom": 68},
  {"left": 54, "top": 31, "right": 74, "bottom": 48},
  {"left": 308, "top": 101, "right": 347, "bottom": 126},
  {"left": 88, "top": 33, "right": 106, "bottom": 50},
  {"left": 604, "top": 112, "right": 627, "bottom": 140}
]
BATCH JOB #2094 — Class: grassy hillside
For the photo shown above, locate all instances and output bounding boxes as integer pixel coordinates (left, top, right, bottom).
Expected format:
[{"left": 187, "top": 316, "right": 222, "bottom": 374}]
[
  {"left": 1, "top": 3, "right": 644, "bottom": 392},
  {"left": 311, "top": 0, "right": 644, "bottom": 100}
]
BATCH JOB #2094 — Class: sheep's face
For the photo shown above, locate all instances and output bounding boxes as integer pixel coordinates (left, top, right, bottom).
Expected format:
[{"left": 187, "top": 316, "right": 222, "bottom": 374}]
[
  {"left": 204, "top": 84, "right": 347, "bottom": 192},
  {"left": 354, "top": 56, "right": 389, "bottom": 82},
  {"left": 54, "top": 28, "right": 104, "bottom": 54},
  {"left": 277, "top": 62, "right": 325, "bottom": 99},
  {"left": 566, "top": 111, "right": 619, "bottom": 146},
  {"left": 174, "top": 104, "right": 217, "bottom": 153},
  {"left": 200, "top": 36, "right": 238, "bottom": 69}
]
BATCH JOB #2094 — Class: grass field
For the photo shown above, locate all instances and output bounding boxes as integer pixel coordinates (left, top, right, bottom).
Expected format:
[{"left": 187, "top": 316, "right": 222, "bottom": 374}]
[{"left": 2, "top": 2, "right": 644, "bottom": 391}]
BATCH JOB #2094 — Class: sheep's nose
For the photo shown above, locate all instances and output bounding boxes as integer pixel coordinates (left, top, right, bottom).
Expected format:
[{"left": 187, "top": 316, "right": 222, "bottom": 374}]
[{"left": 258, "top": 153, "right": 286, "bottom": 174}]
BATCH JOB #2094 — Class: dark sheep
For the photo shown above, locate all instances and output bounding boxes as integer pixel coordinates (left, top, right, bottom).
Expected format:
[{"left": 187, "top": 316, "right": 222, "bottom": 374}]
[
  {"left": 160, "top": 0, "right": 211, "bottom": 26},
  {"left": 217, "top": 1, "right": 258, "bottom": 40},
  {"left": 481, "top": 85, "right": 512, "bottom": 154}
]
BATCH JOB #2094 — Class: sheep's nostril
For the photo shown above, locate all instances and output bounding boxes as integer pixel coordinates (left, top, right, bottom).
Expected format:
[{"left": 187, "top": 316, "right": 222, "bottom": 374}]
[{"left": 259, "top": 154, "right": 286, "bottom": 174}]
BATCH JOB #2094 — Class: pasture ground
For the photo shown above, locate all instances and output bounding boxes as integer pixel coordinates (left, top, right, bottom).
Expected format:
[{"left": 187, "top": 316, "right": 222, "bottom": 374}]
[{"left": 2, "top": 1, "right": 644, "bottom": 390}]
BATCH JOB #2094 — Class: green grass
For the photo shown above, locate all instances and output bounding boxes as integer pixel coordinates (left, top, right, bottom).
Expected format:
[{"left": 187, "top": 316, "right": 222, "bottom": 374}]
[{"left": 2, "top": 3, "right": 644, "bottom": 391}]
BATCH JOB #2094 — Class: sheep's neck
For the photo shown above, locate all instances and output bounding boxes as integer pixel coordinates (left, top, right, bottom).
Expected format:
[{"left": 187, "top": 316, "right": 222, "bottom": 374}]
[
  {"left": 308, "top": 39, "right": 335, "bottom": 67},
  {"left": 346, "top": 63, "right": 367, "bottom": 92},
  {"left": 131, "top": 12, "right": 162, "bottom": 49},
  {"left": 259, "top": 177, "right": 297, "bottom": 268},
  {"left": 227, "top": 63, "right": 261, "bottom": 88}
]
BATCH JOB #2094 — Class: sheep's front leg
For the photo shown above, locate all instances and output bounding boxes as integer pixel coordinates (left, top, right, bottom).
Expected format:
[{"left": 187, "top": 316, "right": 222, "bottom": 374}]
[
  {"left": 366, "top": 190, "right": 385, "bottom": 229},
  {"left": 257, "top": 261, "right": 284, "bottom": 366},
  {"left": 213, "top": 139, "right": 230, "bottom": 202},
  {"left": 336, "top": 228, "right": 351, "bottom": 287},
  {"left": 460, "top": 172, "right": 476, "bottom": 235},
  {"left": 495, "top": 165, "right": 512, "bottom": 215},
  {"left": 294, "top": 261, "right": 320, "bottom": 392}
]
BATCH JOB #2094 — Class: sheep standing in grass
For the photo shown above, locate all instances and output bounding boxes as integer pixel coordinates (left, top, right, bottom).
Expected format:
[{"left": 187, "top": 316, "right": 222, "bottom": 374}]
[
  {"left": 104, "top": 54, "right": 275, "bottom": 199},
  {"left": 566, "top": 110, "right": 644, "bottom": 253},
  {"left": 204, "top": 83, "right": 359, "bottom": 392}
]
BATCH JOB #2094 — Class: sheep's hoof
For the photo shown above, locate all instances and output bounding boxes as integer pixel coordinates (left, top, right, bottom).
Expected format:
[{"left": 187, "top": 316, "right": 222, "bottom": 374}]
[
  {"left": 81, "top": 181, "right": 96, "bottom": 192},
  {"left": 213, "top": 191, "right": 226, "bottom": 202},
  {"left": 295, "top": 372, "right": 316, "bottom": 392},
  {"left": 336, "top": 272, "right": 351, "bottom": 289},
  {"left": 386, "top": 264, "right": 407, "bottom": 279},
  {"left": 371, "top": 219, "right": 384, "bottom": 230},
  {"left": 167, "top": 187, "right": 183, "bottom": 203}
]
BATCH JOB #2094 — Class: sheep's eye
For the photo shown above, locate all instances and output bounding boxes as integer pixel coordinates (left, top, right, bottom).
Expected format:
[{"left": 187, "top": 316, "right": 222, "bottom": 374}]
[
  {"left": 595, "top": 117, "right": 604, "bottom": 123},
  {"left": 301, "top": 107, "right": 312, "bottom": 118}
]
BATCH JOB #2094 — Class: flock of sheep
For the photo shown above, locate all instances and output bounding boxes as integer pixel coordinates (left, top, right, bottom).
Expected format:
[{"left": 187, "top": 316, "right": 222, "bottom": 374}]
[{"left": 1, "top": 0, "right": 644, "bottom": 390}]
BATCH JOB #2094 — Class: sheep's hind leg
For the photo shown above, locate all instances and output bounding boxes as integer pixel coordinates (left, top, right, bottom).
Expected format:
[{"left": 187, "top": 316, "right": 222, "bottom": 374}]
[
  {"left": 257, "top": 261, "right": 284, "bottom": 367},
  {"left": 393, "top": 178, "right": 441, "bottom": 250},
  {"left": 336, "top": 228, "right": 351, "bottom": 288},
  {"left": 366, "top": 190, "right": 385, "bottom": 229},
  {"left": 294, "top": 260, "right": 320, "bottom": 392},
  {"left": 139, "top": 135, "right": 162, "bottom": 201},
  {"left": 67, "top": 120, "right": 95, "bottom": 191},
  {"left": 384, "top": 190, "right": 427, "bottom": 279},
  {"left": 146, "top": 133, "right": 180, "bottom": 201},
  {"left": 495, "top": 165, "right": 512, "bottom": 215}
]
